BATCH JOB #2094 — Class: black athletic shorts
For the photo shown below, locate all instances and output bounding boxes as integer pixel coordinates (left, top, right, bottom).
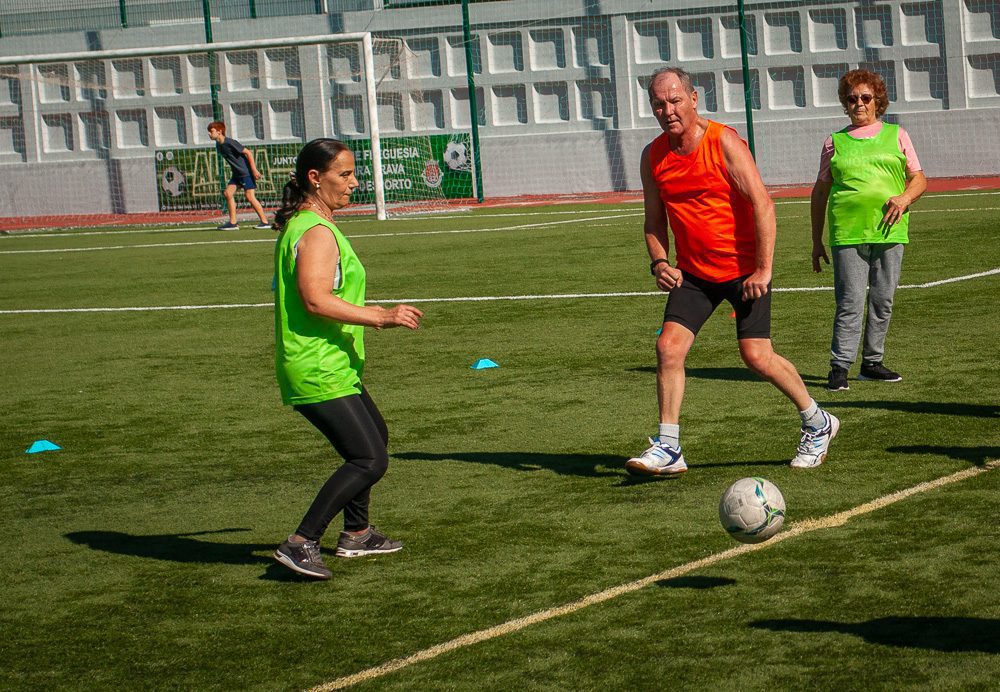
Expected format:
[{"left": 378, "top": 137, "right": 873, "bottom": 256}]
[{"left": 663, "top": 272, "right": 771, "bottom": 339}]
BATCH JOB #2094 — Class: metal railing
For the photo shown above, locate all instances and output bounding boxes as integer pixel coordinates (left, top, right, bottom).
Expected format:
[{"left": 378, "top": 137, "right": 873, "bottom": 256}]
[{"left": 0, "top": 0, "right": 325, "bottom": 38}]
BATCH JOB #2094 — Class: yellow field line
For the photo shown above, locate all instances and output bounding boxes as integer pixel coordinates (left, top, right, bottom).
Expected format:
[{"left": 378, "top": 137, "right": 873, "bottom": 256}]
[{"left": 311, "top": 459, "right": 999, "bottom": 691}]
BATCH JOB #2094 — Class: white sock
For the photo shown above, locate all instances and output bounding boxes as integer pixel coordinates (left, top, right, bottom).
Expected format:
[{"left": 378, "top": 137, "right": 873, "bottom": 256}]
[
  {"left": 799, "top": 400, "right": 825, "bottom": 429},
  {"left": 658, "top": 423, "right": 680, "bottom": 448}
]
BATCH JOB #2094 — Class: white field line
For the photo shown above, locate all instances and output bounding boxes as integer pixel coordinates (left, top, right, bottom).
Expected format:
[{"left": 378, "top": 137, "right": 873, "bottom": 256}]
[
  {"left": 1, "top": 193, "right": 998, "bottom": 251},
  {"left": 0, "top": 207, "right": 646, "bottom": 240},
  {"left": 414, "top": 190, "right": 1000, "bottom": 216},
  {"left": 1, "top": 188, "right": 996, "bottom": 241},
  {"left": 0, "top": 268, "right": 996, "bottom": 316},
  {"left": 0, "top": 237, "right": 272, "bottom": 254},
  {"left": 772, "top": 190, "right": 1000, "bottom": 206},
  {"left": 311, "top": 459, "right": 1000, "bottom": 691},
  {"left": 775, "top": 206, "right": 1000, "bottom": 216},
  {"left": 0, "top": 212, "right": 642, "bottom": 254},
  {"left": 3, "top": 204, "right": 998, "bottom": 255}
]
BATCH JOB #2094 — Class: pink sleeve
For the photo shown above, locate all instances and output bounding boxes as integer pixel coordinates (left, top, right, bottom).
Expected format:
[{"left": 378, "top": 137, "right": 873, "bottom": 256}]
[
  {"left": 817, "top": 136, "right": 835, "bottom": 182},
  {"left": 897, "top": 128, "right": 922, "bottom": 174}
]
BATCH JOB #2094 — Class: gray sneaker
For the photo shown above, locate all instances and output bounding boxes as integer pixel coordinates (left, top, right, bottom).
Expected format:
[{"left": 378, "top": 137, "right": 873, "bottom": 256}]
[
  {"left": 273, "top": 538, "right": 332, "bottom": 579},
  {"left": 335, "top": 526, "right": 403, "bottom": 558}
]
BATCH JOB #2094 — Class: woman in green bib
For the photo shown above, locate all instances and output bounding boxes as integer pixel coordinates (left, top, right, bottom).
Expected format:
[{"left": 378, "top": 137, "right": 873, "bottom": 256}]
[
  {"left": 271, "top": 139, "right": 424, "bottom": 580},
  {"left": 810, "top": 69, "right": 927, "bottom": 392}
]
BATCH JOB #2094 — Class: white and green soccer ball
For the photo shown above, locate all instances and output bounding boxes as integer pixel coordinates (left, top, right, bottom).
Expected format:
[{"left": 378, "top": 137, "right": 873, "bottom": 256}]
[{"left": 719, "top": 477, "right": 785, "bottom": 544}]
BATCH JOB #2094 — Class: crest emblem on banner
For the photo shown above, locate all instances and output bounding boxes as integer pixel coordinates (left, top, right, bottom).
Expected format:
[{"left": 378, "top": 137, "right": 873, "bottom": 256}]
[{"left": 422, "top": 159, "right": 444, "bottom": 188}]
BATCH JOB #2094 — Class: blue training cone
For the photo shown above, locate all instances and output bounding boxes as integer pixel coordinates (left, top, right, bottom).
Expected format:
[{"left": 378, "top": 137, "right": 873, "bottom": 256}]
[
  {"left": 26, "top": 439, "right": 61, "bottom": 454},
  {"left": 471, "top": 358, "right": 499, "bottom": 370}
]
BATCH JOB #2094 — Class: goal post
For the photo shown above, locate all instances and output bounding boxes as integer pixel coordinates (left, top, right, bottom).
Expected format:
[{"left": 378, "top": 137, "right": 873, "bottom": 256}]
[
  {"left": 360, "top": 32, "right": 387, "bottom": 221},
  {"left": 0, "top": 30, "right": 476, "bottom": 228}
]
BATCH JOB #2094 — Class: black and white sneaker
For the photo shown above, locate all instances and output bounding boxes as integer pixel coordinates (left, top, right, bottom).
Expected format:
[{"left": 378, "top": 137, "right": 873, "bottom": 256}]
[
  {"left": 858, "top": 361, "right": 902, "bottom": 382},
  {"left": 273, "top": 538, "right": 332, "bottom": 579},
  {"left": 827, "top": 365, "right": 850, "bottom": 391},
  {"left": 335, "top": 526, "right": 403, "bottom": 558}
]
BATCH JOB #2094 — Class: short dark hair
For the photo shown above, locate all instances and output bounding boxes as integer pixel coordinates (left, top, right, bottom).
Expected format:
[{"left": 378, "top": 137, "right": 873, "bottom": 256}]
[{"left": 647, "top": 67, "right": 695, "bottom": 100}]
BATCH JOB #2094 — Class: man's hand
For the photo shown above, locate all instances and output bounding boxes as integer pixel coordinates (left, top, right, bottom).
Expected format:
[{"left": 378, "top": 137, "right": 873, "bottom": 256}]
[
  {"left": 654, "top": 263, "right": 684, "bottom": 292},
  {"left": 741, "top": 268, "right": 771, "bottom": 301}
]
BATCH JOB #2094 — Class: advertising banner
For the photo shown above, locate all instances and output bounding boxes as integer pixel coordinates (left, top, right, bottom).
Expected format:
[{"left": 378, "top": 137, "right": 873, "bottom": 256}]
[{"left": 155, "top": 133, "right": 473, "bottom": 211}]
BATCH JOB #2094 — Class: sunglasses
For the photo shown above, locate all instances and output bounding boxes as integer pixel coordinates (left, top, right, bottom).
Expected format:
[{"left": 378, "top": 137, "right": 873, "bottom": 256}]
[{"left": 847, "top": 94, "right": 874, "bottom": 105}]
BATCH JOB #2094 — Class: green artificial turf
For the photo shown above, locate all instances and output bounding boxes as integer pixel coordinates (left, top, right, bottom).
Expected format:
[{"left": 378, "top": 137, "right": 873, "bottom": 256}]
[{"left": 1, "top": 193, "right": 998, "bottom": 690}]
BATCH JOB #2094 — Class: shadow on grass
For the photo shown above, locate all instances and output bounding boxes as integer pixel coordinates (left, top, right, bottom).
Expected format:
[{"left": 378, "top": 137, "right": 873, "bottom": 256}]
[
  {"left": 66, "top": 529, "right": 336, "bottom": 582},
  {"left": 822, "top": 400, "right": 998, "bottom": 418},
  {"left": 799, "top": 373, "right": 830, "bottom": 386},
  {"left": 614, "top": 458, "right": 788, "bottom": 486},
  {"left": 397, "top": 451, "right": 790, "bottom": 481},
  {"left": 65, "top": 528, "right": 276, "bottom": 566},
  {"left": 259, "top": 563, "right": 329, "bottom": 583},
  {"left": 887, "top": 444, "right": 1000, "bottom": 466},
  {"left": 750, "top": 616, "right": 1000, "bottom": 653},
  {"left": 656, "top": 575, "right": 736, "bottom": 589},
  {"left": 395, "top": 451, "right": 621, "bottom": 477},
  {"left": 627, "top": 366, "right": 762, "bottom": 382}
]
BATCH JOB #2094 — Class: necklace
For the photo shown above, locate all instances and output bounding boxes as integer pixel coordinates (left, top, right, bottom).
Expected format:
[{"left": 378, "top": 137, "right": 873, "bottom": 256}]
[{"left": 307, "top": 200, "right": 332, "bottom": 221}]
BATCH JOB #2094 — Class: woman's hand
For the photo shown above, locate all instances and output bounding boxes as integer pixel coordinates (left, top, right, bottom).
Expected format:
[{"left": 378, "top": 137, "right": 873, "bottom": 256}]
[
  {"left": 373, "top": 304, "right": 423, "bottom": 330},
  {"left": 812, "top": 242, "right": 830, "bottom": 273},
  {"left": 881, "top": 194, "right": 909, "bottom": 229}
]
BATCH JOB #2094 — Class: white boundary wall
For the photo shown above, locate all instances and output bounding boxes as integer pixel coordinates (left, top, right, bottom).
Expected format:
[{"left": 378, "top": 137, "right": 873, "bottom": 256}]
[{"left": 0, "top": 0, "right": 997, "bottom": 216}]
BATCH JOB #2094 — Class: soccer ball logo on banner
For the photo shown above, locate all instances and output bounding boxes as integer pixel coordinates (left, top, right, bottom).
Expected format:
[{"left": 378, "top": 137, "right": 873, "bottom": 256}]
[
  {"left": 161, "top": 165, "right": 187, "bottom": 198},
  {"left": 443, "top": 139, "right": 470, "bottom": 171}
]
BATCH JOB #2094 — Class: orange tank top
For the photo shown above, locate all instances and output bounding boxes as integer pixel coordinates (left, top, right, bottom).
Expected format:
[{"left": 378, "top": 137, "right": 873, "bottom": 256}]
[{"left": 648, "top": 120, "right": 757, "bottom": 283}]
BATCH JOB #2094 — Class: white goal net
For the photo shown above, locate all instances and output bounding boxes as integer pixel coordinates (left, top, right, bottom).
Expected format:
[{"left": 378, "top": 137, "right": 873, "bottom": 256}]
[{"left": 0, "top": 32, "right": 476, "bottom": 230}]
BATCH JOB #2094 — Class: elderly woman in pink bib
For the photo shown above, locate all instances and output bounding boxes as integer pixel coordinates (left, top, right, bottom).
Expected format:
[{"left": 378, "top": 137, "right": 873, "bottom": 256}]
[{"left": 810, "top": 69, "right": 927, "bottom": 393}]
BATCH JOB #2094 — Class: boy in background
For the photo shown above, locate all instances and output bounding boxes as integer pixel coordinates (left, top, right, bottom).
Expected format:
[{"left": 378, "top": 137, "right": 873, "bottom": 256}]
[{"left": 207, "top": 121, "right": 271, "bottom": 230}]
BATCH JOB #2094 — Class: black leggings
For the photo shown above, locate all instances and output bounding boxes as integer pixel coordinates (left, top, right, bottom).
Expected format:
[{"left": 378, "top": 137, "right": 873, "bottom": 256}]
[{"left": 293, "top": 387, "right": 389, "bottom": 540}]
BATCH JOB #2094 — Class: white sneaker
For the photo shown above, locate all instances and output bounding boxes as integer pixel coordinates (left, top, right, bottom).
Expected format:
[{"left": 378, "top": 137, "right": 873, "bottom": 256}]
[
  {"left": 790, "top": 411, "right": 840, "bottom": 468},
  {"left": 625, "top": 438, "right": 687, "bottom": 476}
]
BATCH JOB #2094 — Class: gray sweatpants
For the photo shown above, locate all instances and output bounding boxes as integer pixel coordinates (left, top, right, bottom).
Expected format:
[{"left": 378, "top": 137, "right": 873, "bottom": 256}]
[{"left": 830, "top": 243, "right": 905, "bottom": 369}]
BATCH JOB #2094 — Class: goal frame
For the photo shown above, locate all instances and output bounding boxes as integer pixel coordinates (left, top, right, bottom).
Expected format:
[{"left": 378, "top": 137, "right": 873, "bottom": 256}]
[{"left": 0, "top": 32, "right": 392, "bottom": 220}]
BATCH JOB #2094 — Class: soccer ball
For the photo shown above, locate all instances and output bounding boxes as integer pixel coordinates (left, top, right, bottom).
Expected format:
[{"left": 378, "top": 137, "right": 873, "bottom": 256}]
[{"left": 719, "top": 477, "right": 785, "bottom": 544}]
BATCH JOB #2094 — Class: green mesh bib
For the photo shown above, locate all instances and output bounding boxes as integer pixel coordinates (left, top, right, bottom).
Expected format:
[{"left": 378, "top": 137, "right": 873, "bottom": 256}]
[
  {"left": 827, "top": 123, "right": 909, "bottom": 246},
  {"left": 274, "top": 210, "right": 367, "bottom": 405}
]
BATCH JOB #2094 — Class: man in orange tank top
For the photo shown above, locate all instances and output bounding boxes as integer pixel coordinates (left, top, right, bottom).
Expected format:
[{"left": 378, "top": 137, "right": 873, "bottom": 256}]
[{"left": 625, "top": 67, "right": 840, "bottom": 476}]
